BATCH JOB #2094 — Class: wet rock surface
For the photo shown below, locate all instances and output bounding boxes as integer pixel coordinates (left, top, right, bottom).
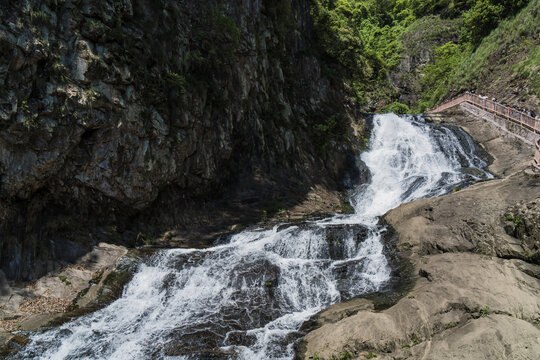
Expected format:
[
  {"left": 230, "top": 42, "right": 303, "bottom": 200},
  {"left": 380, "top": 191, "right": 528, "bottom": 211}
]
[{"left": 297, "top": 114, "right": 540, "bottom": 359}]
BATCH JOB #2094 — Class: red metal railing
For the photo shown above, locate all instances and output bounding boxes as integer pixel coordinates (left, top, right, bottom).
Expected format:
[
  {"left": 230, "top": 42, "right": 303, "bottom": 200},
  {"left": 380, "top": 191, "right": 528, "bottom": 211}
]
[
  {"left": 535, "top": 138, "right": 540, "bottom": 171},
  {"left": 428, "top": 93, "right": 540, "bottom": 134},
  {"left": 428, "top": 93, "right": 540, "bottom": 170}
]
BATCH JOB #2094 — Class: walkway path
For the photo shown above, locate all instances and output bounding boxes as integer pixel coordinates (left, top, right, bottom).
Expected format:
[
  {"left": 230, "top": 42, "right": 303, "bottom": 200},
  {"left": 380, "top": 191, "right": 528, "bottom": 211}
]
[{"left": 427, "top": 93, "right": 540, "bottom": 171}]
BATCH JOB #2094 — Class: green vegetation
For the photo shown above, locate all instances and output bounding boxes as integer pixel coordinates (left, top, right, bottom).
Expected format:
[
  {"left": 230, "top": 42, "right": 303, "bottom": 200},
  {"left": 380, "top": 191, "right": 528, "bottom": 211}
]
[
  {"left": 86, "top": 18, "right": 109, "bottom": 37},
  {"left": 479, "top": 305, "right": 491, "bottom": 317},
  {"left": 52, "top": 59, "right": 70, "bottom": 83},
  {"left": 310, "top": 0, "right": 535, "bottom": 112},
  {"left": 30, "top": 10, "right": 50, "bottom": 25},
  {"left": 418, "top": 42, "right": 464, "bottom": 111},
  {"left": 381, "top": 101, "right": 411, "bottom": 114},
  {"left": 313, "top": 114, "right": 349, "bottom": 153},
  {"left": 141, "top": 231, "right": 156, "bottom": 246},
  {"left": 19, "top": 99, "right": 41, "bottom": 130},
  {"left": 311, "top": 0, "right": 410, "bottom": 105},
  {"left": 165, "top": 72, "right": 187, "bottom": 93},
  {"left": 330, "top": 351, "right": 353, "bottom": 360},
  {"left": 445, "top": 321, "right": 458, "bottom": 328},
  {"left": 58, "top": 275, "right": 72, "bottom": 286},
  {"left": 449, "top": 0, "right": 540, "bottom": 98},
  {"left": 366, "top": 353, "right": 377, "bottom": 359},
  {"left": 19, "top": 100, "right": 29, "bottom": 114},
  {"left": 505, "top": 214, "right": 523, "bottom": 228}
]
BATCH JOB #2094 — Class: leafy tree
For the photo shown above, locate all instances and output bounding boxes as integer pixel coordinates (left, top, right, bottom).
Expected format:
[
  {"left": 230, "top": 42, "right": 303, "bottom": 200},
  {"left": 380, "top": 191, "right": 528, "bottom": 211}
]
[{"left": 461, "top": 0, "right": 503, "bottom": 44}]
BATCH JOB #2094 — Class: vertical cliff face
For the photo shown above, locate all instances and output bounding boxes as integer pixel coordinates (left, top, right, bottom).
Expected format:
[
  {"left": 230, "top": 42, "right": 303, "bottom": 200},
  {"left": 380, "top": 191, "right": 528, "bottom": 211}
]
[{"left": 0, "top": 0, "right": 361, "bottom": 280}]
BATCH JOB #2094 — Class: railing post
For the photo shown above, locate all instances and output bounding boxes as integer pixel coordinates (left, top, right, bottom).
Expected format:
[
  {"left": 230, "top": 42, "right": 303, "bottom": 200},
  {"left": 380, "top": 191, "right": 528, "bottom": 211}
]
[{"left": 534, "top": 139, "right": 540, "bottom": 171}]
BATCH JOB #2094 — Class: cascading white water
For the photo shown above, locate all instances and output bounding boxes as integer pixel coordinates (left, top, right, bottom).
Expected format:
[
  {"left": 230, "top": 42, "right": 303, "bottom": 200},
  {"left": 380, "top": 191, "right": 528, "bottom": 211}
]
[{"left": 12, "top": 114, "right": 491, "bottom": 360}]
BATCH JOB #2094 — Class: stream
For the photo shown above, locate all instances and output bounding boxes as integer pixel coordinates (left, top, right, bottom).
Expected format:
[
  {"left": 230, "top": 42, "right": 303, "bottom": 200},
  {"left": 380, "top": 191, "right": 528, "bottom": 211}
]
[{"left": 13, "top": 114, "right": 492, "bottom": 360}]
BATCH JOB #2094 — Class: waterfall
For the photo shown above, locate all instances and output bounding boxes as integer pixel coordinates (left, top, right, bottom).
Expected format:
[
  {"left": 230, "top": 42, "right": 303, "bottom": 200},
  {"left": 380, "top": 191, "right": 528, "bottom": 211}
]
[{"left": 12, "top": 114, "right": 491, "bottom": 360}]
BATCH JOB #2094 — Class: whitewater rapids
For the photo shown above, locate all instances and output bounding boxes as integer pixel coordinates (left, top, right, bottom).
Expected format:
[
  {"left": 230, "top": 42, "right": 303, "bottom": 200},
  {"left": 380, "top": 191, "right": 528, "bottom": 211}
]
[{"left": 12, "top": 114, "right": 491, "bottom": 360}]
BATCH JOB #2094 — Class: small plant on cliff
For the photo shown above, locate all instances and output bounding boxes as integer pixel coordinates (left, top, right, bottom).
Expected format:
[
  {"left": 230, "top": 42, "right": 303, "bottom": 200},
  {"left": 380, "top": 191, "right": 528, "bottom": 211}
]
[
  {"left": 165, "top": 72, "right": 187, "bottom": 94},
  {"left": 445, "top": 321, "right": 458, "bottom": 329},
  {"left": 262, "top": 0, "right": 294, "bottom": 40},
  {"left": 83, "top": 87, "right": 99, "bottom": 108},
  {"left": 331, "top": 351, "right": 353, "bottom": 360},
  {"left": 479, "top": 305, "right": 490, "bottom": 317},
  {"left": 30, "top": 10, "right": 50, "bottom": 26},
  {"left": 19, "top": 100, "right": 41, "bottom": 130},
  {"left": 365, "top": 353, "right": 377, "bottom": 359},
  {"left": 19, "top": 100, "right": 30, "bottom": 114},
  {"left": 505, "top": 214, "right": 523, "bottom": 228},
  {"left": 87, "top": 19, "right": 108, "bottom": 36},
  {"left": 308, "top": 355, "right": 321, "bottom": 360},
  {"left": 380, "top": 102, "right": 411, "bottom": 115},
  {"left": 52, "top": 60, "right": 70, "bottom": 83},
  {"left": 58, "top": 275, "right": 71, "bottom": 286}
]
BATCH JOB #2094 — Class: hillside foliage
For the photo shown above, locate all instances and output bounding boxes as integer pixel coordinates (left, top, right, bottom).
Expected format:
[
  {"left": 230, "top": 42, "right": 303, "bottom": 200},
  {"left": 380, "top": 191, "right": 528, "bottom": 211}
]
[{"left": 310, "top": 0, "right": 535, "bottom": 112}]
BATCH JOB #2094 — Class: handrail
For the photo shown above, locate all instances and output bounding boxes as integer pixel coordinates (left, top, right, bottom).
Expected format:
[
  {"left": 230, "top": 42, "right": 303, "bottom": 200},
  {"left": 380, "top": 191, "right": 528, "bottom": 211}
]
[
  {"left": 428, "top": 93, "right": 540, "bottom": 171},
  {"left": 535, "top": 138, "right": 540, "bottom": 171},
  {"left": 427, "top": 93, "right": 540, "bottom": 135}
]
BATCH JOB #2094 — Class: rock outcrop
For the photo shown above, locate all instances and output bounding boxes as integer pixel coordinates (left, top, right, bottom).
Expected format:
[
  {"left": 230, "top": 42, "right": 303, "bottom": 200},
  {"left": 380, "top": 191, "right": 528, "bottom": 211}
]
[
  {"left": 388, "top": 16, "right": 460, "bottom": 108},
  {"left": 0, "top": 0, "right": 363, "bottom": 281},
  {"left": 298, "top": 111, "right": 540, "bottom": 359},
  {"left": 0, "top": 242, "right": 134, "bottom": 356}
]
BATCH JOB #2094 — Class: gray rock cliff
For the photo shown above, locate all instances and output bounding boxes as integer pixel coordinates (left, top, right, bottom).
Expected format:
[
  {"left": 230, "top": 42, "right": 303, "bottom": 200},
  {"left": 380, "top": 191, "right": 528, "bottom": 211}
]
[{"left": 0, "top": 0, "right": 361, "bottom": 280}]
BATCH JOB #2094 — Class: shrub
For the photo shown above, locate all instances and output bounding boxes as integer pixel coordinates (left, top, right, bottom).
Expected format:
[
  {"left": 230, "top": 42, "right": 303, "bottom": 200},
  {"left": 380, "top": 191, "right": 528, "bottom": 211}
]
[
  {"left": 445, "top": 321, "right": 458, "bottom": 328},
  {"left": 381, "top": 102, "right": 411, "bottom": 114},
  {"left": 52, "top": 60, "right": 70, "bottom": 83},
  {"left": 58, "top": 275, "right": 72, "bottom": 286},
  {"left": 30, "top": 10, "right": 50, "bottom": 25},
  {"left": 479, "top": 305, "right": 490, "bottom": 317},
  {"left": 461, "top": 0, "right": 503, "bottom": 45},
  {"left": 165, "top": 72, "right": 187, "bottom": 93},
  {"left": 419, "top": 41, "right": 464, "bottom": 110}
]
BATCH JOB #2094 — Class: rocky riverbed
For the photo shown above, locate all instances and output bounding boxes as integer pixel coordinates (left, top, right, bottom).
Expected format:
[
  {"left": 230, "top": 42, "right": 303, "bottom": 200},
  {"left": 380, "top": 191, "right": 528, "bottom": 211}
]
[
  {"left": 0, "top": 183, "right": 351, "bottom": 357},
  {"left": 297, "top": 109, "right": 540, "bottom": 359}
]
